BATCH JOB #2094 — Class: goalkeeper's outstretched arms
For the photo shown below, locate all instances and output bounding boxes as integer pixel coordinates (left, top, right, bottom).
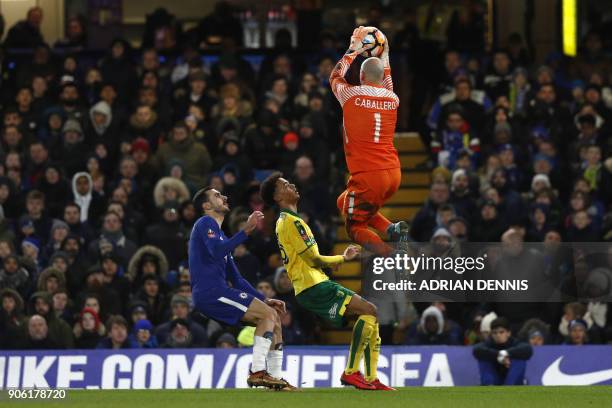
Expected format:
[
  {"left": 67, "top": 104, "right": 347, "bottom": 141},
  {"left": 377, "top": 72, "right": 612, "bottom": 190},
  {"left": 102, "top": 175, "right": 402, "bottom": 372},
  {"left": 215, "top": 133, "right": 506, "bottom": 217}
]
[
  {"left": 380, "top": 35, "right": 393, "bottom": 92},
  {"left": 329, "top": 26, "right": 369, "bottom": 101},
  {"left": 298, "top": 244, "right": 360, "bottom": 269}
]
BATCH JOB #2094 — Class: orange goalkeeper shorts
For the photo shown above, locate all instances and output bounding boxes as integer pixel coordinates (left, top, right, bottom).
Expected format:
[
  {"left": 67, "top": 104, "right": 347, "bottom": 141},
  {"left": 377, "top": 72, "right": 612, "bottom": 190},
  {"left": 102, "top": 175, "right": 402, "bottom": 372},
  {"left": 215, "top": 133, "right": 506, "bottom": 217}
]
[{"left": 336, "top": 167, "right": 401, "bottom": 223}]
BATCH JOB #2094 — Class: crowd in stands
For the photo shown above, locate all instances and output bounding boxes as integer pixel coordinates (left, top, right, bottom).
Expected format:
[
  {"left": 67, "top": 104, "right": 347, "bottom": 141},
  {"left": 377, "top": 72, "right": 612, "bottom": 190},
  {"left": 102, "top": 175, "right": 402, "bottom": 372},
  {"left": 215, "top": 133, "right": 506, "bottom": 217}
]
[{"left": 0, "top": 2, "right": 611, "bottom": 351}]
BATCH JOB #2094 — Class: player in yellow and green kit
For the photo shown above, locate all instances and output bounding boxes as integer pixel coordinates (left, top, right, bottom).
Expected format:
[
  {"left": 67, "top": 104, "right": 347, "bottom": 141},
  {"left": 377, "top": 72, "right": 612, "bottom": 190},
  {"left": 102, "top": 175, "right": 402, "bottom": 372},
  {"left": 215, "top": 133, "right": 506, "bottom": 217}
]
[{"left": 260, "top": 172, "right": 395, "bottom": 391}]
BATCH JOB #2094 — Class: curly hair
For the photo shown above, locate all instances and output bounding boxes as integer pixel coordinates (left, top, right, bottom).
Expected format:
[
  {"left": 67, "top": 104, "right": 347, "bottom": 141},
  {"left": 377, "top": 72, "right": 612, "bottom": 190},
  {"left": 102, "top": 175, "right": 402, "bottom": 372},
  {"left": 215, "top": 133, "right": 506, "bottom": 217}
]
[{"left": 260, "top": 171, "right": 283, "bottom": 208}]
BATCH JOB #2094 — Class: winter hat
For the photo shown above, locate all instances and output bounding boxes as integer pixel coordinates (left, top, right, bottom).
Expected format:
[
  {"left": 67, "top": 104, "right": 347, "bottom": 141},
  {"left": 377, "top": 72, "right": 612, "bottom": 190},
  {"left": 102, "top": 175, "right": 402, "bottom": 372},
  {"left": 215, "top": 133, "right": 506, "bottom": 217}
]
[
  {"left": 171, "top": 294, "right": 190, "bottom": 307},
  {"left": 169, "top": 318, "right": 190, "bottom": 330},
  {"left": 80, "top": 307, "right": 101, "bottom": 331},
  {"left": 131, "top": 137, "right": 150, "bottom": 154},
  {"left": 21, "top": 237, "right": 40, "bottom": 252},
  {"left": 49, "top": 251, "right": 70, "bottom": 265},
  {"left": 568, "top": 318, "right": 588, "bottom": 331},
  {"left": 531, "top": 174, "right": 551, "bottom": 190},
  {"left": 134, "top": 319, "right": 153, "bottom": 332},
  {"left": 62, "top": 119, "right": 83, "bottom": 135},
  {"left": 480, "top": 311, "right": 498, "bottom": 333},
  {"left": 529, "top": 330, "right": 544, "bottom": 341},
  {"left": 451, "top": 168, "right": 467, "bottom": 186},
  {"left": 432, "top": 227, "right": 452, "bottom": 240},
  {"left": 217, "top": 332, "right": 238, "bottom": 347},
  {"left": 51, "top": 219, "right": 70, "bottom": 234},
  {"left": 283, "top": 132, "right": 299, "bottom": 148},
  {"left": 128, "top": 300, "right": 148, "bottom": 315},
  {"left": 19, "top": 216, "right": 34, "bottom": 230}
]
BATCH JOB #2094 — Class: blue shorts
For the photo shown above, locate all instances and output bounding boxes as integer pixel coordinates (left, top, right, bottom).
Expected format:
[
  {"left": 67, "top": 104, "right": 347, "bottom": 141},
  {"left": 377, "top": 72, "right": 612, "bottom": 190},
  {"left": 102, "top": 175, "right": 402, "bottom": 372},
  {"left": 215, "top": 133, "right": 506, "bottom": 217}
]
[{"left": 193, "top": 287, "right": 256, "bottom": 326}]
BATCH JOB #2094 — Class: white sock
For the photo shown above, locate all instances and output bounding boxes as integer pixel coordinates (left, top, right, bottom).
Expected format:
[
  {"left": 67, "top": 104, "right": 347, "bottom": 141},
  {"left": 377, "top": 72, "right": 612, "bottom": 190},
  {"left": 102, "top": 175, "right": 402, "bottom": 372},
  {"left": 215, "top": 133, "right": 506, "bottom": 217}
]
[
  {"left": 251, "top": 336, "right": 272, "bottom": 372},
  {"left": 267, "top": 349, "right": 283, "bottom": 379}
]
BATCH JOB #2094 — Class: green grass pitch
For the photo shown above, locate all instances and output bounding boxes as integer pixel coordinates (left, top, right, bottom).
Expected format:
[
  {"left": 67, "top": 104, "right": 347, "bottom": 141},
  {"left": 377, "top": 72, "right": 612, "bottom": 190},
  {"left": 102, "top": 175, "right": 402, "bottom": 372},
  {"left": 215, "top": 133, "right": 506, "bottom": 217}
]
[{"left": 4, "top": 387, "right": 612, "bottom": 408}]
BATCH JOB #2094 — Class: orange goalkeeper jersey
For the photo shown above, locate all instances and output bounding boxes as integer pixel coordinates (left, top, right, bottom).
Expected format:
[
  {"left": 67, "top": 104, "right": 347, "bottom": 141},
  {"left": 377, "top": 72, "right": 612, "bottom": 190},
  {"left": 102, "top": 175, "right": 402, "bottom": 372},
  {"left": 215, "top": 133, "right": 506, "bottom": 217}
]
[{"left": 330, "top": 54, "right": 400, "bottom": 174}]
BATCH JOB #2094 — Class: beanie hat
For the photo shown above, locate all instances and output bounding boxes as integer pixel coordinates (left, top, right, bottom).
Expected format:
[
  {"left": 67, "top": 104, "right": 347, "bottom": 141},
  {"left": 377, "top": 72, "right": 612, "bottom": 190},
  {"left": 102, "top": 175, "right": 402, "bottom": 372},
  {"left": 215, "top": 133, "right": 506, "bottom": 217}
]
[
  {"left": 22, "top": 237, "right": 40, "bottom": 252},
  {"left": 134, "top": 319, "right": 154, "bottom": 332},
  {"left": 131, "top": 137, "right": 150, "bottom": 154},
  {"left": 283, "top": 132, "right": 299, "bottom": 148}
]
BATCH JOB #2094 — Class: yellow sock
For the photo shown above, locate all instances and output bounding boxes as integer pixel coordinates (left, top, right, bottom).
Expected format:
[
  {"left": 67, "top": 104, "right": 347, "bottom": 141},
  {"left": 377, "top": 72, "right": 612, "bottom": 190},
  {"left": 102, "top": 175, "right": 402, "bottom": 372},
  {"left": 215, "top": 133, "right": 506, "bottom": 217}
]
[
  {"left": 364, "top": 323, "right": 381, "bottom": 382},
  {"left": 345, "top": 315, "right": 376, "bottom": 375}
]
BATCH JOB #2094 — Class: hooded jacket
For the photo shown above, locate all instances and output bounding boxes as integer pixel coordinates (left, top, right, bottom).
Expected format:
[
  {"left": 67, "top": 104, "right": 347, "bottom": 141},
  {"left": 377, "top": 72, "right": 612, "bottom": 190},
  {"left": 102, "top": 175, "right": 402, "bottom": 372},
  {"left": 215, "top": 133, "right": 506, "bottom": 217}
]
[
  {"left": 27, "top": 291, "right": 74, "bottom": 348},
  {"left": 36, "top": 267, "right": 67, "bottom": 292},
  {"left": 0, "top": 259, "right": 30, "bottom": 299},
  {"left": 0, "top": 288, "right": 27, "bottom": 349},
  {"left": 89, "top": 101, "right": 113, "bottom": 135},
  {"left": 71, "top": 172, "right": 104, "bottom": 224},
  {"left": 126, "top": 245, "right": 169, "bottom": 283},
  {"left": 58, "top": 120, "right": 89, "bottom": 176},
  {"left": 153, "top": 177, "right": 191, "bottom": 208}
]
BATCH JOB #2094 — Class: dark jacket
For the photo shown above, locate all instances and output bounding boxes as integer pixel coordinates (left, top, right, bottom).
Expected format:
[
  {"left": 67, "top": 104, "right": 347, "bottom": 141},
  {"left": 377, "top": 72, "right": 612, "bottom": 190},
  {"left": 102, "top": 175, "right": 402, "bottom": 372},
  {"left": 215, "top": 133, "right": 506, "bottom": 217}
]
[
  {"left": 154, "top": 318, "right": 208, "bottom": 347},
  {"left": 4, "top": 21, "right": 44, "bottom": 48},
  {"left": 473, "top": 336, "right": 533, "bottom": 362},
  {"left": 27, "top": 291, "right": 74, "bottom": 348}
]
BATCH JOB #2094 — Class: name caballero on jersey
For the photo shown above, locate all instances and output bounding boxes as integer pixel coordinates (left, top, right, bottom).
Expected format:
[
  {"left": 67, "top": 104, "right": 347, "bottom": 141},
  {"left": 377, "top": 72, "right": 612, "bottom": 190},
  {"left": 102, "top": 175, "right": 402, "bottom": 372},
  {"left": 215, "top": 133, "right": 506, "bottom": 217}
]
[{"left": 354, "top": 97, "right": 397, "bottom": 110}]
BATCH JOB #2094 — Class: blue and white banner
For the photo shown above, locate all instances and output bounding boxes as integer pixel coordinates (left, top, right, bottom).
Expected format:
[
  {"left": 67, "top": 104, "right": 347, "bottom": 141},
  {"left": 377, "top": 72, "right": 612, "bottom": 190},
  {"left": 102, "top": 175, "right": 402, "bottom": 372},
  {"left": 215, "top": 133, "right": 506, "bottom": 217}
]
[{"left": 1, "top": 346, "right": 611, "bottom": 389}]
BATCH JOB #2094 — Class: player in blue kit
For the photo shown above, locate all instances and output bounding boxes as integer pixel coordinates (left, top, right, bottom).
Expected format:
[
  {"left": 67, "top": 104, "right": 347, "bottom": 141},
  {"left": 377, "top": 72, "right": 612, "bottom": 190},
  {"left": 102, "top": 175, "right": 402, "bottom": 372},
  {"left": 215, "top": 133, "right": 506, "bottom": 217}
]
[{"left": 189, "top": 187, "right": 297, "bottom": 390}]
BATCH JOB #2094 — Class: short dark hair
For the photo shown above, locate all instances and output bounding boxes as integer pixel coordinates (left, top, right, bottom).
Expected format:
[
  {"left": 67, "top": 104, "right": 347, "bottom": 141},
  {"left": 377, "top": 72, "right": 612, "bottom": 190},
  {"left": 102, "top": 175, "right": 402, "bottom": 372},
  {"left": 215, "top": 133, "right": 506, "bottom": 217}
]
[
  {"left": 490, "top": 317, "right": 511, "bottom": 331},
  {"left": 65, "top": 202, "right": 80, "bottom": 211},
  {"left": 192, "top": 187, "right": 214, "bottom": 212},
  {"left": 260, "top": 171, "right": 283, "bottom": 207}
]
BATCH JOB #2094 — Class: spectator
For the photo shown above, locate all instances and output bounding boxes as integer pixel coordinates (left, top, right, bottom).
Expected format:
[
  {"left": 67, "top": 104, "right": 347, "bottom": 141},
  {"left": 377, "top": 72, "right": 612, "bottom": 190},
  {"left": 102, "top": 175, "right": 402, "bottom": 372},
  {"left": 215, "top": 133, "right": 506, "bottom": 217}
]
[
  {"left": 216, "top": 332, "right": 237, "bottom": 348},
  {"left": 4, "top": 7, "right": 44, "bottom": 49},
  {"left": 73, "top": 307, "right": 105, "bottom": 348},
  {"left": 27, "top": 291, "right": 73, "bottom": 348},
  {"left": 24, "top": 314, "right": 61, "bottom": 349},
  {"left": 162, "top": 318, "right": 194, "bottom": 348},
  {"left": 78, "top": 266, "right": 121, "bottom": 320},
  {"left": 473, "top": 317, "right": 533, "bottom": 385},
  {"left": 153, "top": 177, "right": 191, "bottom": 211},
  {"left": 0, "top": 255, "right": 30, "bottom": 298},
  {"left": 154, "top": 123, "right": 212, "bottom": 189},
  {"left": 154, "top": 294, "right": 208, "bottom": 346},
  {"left": 280, "top": 305, "right": 305, "bottom": 345},
  {"left": 410, "top": 182, "right": 450, "bottom": 242},
  {"left": 406, "top": 305, "right": 462, "bottom": 345},
  {"left": 0, "top": 288, "right": 28, "bottom": 348},
  {"left": 144, "top": 201, "right": 188, "bottom": 269},
  {"left": 134, "top": 275, "right": 167, "bottom": 325},
  {"left": 52, "top": 289, "right": 72, "bottom": 325},
  {"left": 128, "top": 319, "right": 158, "bottom": 348},
  {"left": 126, "top": 245, "right": 169, "bottom": 289},
  {"left": 88, "top": 211, "right": 138, "bottom": 266},
  {"left": 565, "top": 318, "right": 589, "bottom": 345},
  {"left": 54, "top": 15, "right": 88, "bottom": 49},
  {"left": 97, "top": 315, "right": 131, "bottom": 349},
  {"left": 36, "top": 267, "right": 66, "bottom": 294}
]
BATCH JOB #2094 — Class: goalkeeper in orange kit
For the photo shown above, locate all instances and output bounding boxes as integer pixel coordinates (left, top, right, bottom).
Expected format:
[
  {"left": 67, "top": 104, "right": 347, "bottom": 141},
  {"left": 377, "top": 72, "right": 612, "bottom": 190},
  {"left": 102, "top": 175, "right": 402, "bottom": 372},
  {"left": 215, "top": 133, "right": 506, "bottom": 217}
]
[{"left": 331, "top": 27, "right": 409, "bottom": 256}]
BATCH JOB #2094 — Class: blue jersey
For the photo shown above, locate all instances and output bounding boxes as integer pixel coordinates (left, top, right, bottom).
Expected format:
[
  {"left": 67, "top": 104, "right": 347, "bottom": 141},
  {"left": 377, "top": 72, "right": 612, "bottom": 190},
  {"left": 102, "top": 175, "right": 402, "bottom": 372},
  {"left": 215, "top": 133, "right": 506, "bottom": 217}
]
[{"left": 188, "top": 216, "right": 263, "bottom": 302}]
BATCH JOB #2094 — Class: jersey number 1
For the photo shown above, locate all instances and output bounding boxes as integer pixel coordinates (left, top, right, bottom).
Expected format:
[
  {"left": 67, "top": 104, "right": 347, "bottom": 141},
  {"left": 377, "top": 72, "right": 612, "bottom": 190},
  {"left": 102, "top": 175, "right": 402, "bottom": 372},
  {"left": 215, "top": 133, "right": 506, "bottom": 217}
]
[
  {"left": 343, "top": 113, "right": 381, "bottom": 143},
  {"left": 374, "top": 112, "right": 381, "bottom": 143}
]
